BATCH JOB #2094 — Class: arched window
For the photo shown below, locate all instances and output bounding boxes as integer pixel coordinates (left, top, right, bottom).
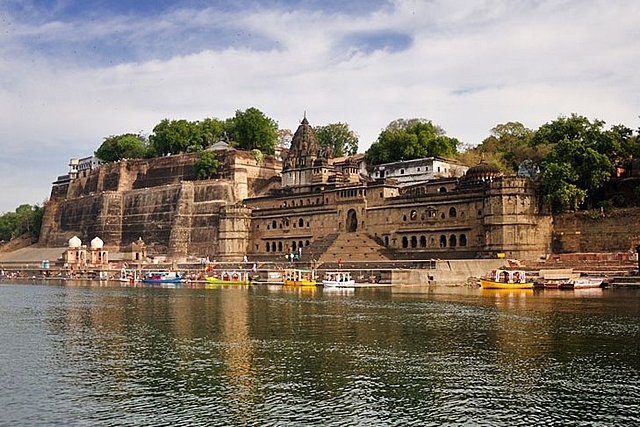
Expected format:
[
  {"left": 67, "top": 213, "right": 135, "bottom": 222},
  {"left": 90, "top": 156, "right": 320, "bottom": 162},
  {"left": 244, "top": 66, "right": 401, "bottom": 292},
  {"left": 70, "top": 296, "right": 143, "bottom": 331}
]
[
  {"left": 266, "top": 242, "right": 270, "bottom": 252},
  {"left": 272, "top": 220, "right": 277, "bottom": 229},
  {"left": 402, "top": 237, "right": 408, "bottom": 248},
  {"left": 271, "top": 242, "right": 276, "bottom": 252},
  {"left": 410, "top": 236, "right": 417, "bottom": 248},
  {"left": 439, "top": 187, "right": 447, "bottom": 193},
  {"left": 278, "top": 242, "right": 283, "bottom": 251},
  {"left": 449, "top": 234, "right": 457, "bottom": 247},
  {"left": 440, "top": 235, "right": 447, "bottom": 248},
  {"left": 460, "top": 234, "right": 467, "bottom": 247},
  {"left": 384, "top": 236, "right": 389, "bottom": 246},
  {"left": 298, "top": 218, "right": 304, "bottom": 227},
  {"left": 410, "top": 210, "right": 417, "bottom": 220},
  {"left": 449, "top": 207, "right": 457, "bottom": 218},
  {"left": 420, "top": 236, "right": 427, "bottom": 248}
]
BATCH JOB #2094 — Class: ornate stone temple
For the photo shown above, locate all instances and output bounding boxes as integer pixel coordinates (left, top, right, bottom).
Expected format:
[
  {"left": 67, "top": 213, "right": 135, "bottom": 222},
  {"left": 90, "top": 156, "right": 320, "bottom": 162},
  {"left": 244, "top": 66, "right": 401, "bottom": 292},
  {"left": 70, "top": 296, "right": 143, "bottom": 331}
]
[
  {"left": 40, "top": 115, "right": 553, "bottom": 262},
  {"left": 245, "top": 117, "right": 553, "bottom": 262}
]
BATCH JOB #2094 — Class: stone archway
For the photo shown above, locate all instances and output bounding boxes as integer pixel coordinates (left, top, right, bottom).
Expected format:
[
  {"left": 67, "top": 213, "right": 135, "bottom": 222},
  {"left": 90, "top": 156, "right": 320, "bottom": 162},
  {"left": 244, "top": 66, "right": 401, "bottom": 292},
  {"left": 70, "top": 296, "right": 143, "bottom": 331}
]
[{"left": 346, "top": 209, "right": 358, "bottom": 232}]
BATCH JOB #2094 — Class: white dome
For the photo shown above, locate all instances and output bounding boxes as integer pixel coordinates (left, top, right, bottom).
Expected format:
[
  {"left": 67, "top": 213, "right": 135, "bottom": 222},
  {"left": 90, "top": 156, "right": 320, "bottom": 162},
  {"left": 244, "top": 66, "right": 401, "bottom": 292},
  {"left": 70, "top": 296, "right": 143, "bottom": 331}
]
[
  {"left": 90, "top": 237, "right": 104, "bottom": 249},
  {"left": 68, "top": 236, "right": 82, "bottom": 248}
]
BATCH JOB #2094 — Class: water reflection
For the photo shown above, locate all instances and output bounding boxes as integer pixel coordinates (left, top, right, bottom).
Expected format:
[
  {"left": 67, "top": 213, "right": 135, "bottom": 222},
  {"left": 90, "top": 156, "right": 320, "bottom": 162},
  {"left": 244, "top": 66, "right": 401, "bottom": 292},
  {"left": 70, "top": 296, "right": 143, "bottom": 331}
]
[{"left": 0, "top": 281, "right": 638, "bottom": 426}]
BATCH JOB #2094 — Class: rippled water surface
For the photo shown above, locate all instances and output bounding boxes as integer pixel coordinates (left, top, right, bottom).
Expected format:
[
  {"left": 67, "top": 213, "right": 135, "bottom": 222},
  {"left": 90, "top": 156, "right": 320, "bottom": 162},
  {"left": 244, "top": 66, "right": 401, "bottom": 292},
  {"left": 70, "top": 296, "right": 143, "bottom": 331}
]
[{"left": 0, "top": 281, "right": 638, "bottom": 426}]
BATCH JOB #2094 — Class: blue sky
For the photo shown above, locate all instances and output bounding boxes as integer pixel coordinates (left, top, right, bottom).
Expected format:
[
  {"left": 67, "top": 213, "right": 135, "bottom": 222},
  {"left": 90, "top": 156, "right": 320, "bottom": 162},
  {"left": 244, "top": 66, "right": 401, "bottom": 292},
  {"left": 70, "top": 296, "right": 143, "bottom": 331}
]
[{"left": 1, "top": 0, "right": 639, "bottom": 213}]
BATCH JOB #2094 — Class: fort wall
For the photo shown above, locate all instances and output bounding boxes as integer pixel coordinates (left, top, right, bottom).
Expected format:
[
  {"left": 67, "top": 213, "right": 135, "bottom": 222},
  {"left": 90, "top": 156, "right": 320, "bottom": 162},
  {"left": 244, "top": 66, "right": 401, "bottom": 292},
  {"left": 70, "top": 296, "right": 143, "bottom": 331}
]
[{"left": 553, "top": 207, "right": 640, "bottom": 253}]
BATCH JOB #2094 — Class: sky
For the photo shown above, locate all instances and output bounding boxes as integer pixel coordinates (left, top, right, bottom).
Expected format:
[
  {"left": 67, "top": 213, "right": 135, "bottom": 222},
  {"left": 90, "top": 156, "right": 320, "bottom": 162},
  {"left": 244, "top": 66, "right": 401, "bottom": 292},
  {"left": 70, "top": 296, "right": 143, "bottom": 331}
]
[{"left": 1, "top": 0, "right": 639, "bottom": 213}]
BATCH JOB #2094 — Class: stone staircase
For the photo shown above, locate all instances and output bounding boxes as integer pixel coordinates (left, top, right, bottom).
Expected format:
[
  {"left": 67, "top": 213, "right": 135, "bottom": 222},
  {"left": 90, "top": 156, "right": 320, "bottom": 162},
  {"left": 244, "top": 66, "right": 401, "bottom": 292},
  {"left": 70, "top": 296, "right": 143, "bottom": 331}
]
[
  {"left": 300, "top": 233, "right": 339, "bottom": 262},
  {"left": 312, "top": 232, "right": 391, "bottom": 265}
]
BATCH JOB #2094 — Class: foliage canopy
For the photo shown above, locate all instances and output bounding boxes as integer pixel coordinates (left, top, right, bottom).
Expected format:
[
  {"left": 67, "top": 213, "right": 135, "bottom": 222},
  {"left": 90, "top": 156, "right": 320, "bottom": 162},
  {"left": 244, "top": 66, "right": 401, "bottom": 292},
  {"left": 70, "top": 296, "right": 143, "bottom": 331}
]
[
  {"left": 364, "top": 119, "right": 459, "bottom": 165},
  {"left": 0, "top": 204, "right": 44, "bottom": 242},
  {"left": 313, "top": 123, "right": 359, "bottom": 157},
  {"left": 95, "top": 133, "right": 148, "bottom": 162}
]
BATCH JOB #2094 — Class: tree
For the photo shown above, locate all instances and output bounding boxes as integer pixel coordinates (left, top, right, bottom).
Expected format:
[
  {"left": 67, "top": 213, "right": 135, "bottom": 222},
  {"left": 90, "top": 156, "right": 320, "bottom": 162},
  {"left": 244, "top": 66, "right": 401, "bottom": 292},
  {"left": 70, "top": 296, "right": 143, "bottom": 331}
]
[
  {"left": 226, "top": 107, "right": 278, "bottom": 154},
  {"left": 277, "top": 128, "right": 293, "bottom": 149},
  {"left": 364, "top": 118, "right": 459, "bottom": 165},
  {"left": 148, "top": 117, "right": 226, "bottom": 156},
  {"left": 95, "top": 133, "right": 148, "bottom": 162},
  {"left": 0, "top": 204, "right": 44, "bottom": 241},
  {"left": 194, "top": 150, "right": 220, "bottom": 180},
  {"left": 149, "top": 119, "right": 195, "bottom": 156},
  {"left": 314, "top": 122, "right": 359, "bottom": 157},
  {"left": 535, "top": 115, "right": 615, "bottom": 211}
]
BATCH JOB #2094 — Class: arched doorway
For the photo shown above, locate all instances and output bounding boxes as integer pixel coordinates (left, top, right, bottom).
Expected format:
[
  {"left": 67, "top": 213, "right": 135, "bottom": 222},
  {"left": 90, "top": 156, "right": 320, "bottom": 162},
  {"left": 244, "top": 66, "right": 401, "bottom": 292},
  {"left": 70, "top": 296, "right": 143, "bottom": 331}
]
[{"left": 346, "top": 209, "right": 358, "bottom": 232}]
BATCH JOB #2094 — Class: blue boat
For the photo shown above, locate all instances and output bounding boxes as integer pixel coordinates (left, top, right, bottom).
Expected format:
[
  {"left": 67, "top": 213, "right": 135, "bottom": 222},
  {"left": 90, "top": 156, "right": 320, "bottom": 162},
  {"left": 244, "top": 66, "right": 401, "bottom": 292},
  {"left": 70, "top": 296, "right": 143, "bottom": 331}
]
[{"left": 141, "top": 271, "right": 185, "bottom": 285}]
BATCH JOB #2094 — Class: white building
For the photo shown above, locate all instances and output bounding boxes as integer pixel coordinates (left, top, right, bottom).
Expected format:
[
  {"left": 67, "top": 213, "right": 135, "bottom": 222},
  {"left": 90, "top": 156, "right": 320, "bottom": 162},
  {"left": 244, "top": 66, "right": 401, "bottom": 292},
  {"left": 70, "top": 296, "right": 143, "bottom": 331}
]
[
  {"left": 370, "top": 157, "right": 468, "bottom": 186},
  {"left": 69, "top": 156, "right": 104, "bottom": 179}
]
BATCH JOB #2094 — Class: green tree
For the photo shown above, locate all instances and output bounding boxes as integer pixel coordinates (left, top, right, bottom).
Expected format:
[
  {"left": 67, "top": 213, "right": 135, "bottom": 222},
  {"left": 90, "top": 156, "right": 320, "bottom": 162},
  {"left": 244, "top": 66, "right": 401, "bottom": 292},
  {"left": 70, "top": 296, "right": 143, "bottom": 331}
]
[
  {"left": 535, "top": 115, "right": 615, "bottom": 211},
  {"left": 365, "top": 118, "right": 459, "bottom": 165},
  {"left": 314, "top": 122, "right": 359, "bottom": 157},
  {"left": 0, "top": 204, "right": 44, "bottom": 241},
  {"left": 95, "top": 133, "right": 148, "bottom": 162},
  {"left": 226, "top": 107, "right": 278, "bottom": 154},
  {"left": 149, "top": 119, "right": 195, "bottom": 156},
  {"left": 194, "top": 150, "right": 220, "bottom": 180}
]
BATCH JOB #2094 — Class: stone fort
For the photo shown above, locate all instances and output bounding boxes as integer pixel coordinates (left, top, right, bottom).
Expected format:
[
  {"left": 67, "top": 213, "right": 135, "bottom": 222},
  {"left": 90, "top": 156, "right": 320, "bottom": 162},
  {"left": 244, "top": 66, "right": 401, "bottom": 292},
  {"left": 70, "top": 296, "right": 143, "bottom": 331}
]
[{"left": 39, "top": 116, "right": 554, "bottom": 264}]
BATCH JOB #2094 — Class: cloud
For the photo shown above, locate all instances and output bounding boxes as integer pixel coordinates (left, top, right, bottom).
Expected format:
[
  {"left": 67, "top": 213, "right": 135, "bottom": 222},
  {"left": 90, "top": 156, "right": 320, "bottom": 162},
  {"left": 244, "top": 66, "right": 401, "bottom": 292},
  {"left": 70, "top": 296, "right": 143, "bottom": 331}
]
[{"left": 0, "top": 0, "right": 639, "bottom": 213}]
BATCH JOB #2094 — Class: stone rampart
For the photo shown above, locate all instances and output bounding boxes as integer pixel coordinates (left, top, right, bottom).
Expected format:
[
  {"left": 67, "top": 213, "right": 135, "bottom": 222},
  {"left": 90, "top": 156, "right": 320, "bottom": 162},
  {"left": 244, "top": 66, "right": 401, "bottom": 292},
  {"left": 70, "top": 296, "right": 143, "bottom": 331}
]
[{"left": 553, "top": 207, "right": 640, "bottom": 253}]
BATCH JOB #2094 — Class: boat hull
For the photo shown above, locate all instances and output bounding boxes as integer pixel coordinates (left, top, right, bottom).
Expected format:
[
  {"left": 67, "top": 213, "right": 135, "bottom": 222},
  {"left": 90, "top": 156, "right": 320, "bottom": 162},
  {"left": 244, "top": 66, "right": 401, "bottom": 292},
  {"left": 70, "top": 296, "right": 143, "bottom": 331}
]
[
  {"left": 141, "top": 278, "right": 184, "bottom": 284},
  {"left": 322, "top": 280, "right": 356, "bottom": 287},
  {"left": 480, "top": 279, "right": 534, "bottom": 289},
  {"left": 205, "top": 277, "right": 252, "bottom": 286},
  {"left": 283, "top": 279, "right": 317, "bottom": 286}
]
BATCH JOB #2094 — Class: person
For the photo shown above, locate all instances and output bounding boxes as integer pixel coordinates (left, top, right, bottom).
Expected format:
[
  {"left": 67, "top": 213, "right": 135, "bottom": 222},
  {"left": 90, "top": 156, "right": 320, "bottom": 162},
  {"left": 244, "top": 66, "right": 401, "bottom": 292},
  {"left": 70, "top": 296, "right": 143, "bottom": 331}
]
[
  {"left": 243, "top": 255, "right": 248, "bottom": 263},
  {"left": 337, "top": 258, "right": 342, "bottom": 268}
]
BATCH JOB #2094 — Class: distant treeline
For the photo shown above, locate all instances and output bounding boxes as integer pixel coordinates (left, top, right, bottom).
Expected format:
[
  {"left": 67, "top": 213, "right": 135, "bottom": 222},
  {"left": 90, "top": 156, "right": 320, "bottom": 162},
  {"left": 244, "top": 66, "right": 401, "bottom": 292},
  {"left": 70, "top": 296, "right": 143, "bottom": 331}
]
[{"left": 0, "top": 204, "right": 44, "bottom": 243}]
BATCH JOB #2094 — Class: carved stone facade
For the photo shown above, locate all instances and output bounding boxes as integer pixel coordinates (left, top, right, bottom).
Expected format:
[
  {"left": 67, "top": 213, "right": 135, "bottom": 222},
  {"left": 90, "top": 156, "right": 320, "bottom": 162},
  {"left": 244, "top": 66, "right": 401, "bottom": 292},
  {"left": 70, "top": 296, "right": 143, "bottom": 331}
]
[{"left": 42, "top": 116, "right": 553, "bottom": 262}]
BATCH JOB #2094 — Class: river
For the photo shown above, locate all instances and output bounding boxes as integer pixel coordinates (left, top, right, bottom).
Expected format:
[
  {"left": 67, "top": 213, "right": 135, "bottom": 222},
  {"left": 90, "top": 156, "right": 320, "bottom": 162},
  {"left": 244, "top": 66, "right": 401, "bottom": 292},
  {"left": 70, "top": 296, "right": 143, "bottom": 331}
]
[{"left": 0, "top": 280, "right": 638, "bottom": 426}]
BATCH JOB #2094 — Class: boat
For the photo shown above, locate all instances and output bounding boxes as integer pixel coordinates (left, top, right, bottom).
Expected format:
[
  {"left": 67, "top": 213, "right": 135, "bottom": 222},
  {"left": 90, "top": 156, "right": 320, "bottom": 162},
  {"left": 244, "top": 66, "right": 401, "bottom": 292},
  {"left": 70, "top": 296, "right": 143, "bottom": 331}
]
[
  {"left": 538, "top": 278, "right": 573, "bottom": 289},
  {"left": 559, "top": 277, "right": 605, "bottom": 290},
  {"left": 205, "top": 271, "right": 252, "bottom": 286},
  {"left": 141, "top": 270, "right": 185, "bottom": 285},
  {"left": 283, "top": 268, "right": 317, "bottom": 286},
  {"left": 321, "top": 271, "right": 356, "bottom": 287},
  {"left": 480, "top": 268, "right": 534, "bottom": 289},
  {"left": 119, "top": 267, "right": 139, "bottom": 284}
]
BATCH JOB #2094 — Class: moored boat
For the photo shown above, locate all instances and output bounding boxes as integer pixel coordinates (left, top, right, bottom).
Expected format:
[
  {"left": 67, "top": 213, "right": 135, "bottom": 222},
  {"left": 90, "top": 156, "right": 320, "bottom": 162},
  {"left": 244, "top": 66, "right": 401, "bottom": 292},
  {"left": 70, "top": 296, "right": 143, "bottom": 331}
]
[
  {"left": 321, "top": 271, "right": 356, "bottom": 287},
  {"left": 283, "top": 268, "right": 317, "bottom": 286},
  {"left": 141, "top": 270, "right": 185, "bottom": 285},
  {"left": 205, "top": 271, "right": 252, "bottom": 286},
  {"left": 560, "top": 277, "right": 605, "bottom": 290},
  {"left": 480, "top": 268, "right": 534, "bottom": 289}
]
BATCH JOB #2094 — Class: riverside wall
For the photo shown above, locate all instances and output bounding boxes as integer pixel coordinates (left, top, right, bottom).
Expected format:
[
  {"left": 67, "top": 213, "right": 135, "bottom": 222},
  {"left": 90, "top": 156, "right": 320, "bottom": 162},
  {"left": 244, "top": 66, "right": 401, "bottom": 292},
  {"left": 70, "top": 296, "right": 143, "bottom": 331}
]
[{"left": 552, "top": 207, "right": 640, "bottom": 253}]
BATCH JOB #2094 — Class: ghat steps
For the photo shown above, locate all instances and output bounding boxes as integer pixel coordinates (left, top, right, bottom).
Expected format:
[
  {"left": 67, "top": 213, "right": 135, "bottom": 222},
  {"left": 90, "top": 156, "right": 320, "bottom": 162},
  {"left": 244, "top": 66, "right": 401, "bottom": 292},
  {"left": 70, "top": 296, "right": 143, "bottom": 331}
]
[{"left": 311, "top": 232, "right": 391, "bottom": 265}]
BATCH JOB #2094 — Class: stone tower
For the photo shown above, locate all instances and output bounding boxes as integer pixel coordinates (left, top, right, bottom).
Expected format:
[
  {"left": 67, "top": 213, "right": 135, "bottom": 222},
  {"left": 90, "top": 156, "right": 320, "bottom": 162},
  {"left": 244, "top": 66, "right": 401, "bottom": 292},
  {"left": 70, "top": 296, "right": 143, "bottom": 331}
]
[{"left": 281, "top": 113, "right": 324, "bottom": 193}]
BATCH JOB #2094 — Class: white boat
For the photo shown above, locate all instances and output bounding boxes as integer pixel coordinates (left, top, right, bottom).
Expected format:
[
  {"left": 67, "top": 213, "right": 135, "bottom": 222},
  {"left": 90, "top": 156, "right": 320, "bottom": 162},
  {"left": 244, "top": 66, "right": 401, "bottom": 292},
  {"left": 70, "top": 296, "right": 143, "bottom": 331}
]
[
  {"left": 567, "top": 277, "right": 605, "bottom": 289},
  {"left": 321, "top": 271, "right": 356, "bottom": 287}
]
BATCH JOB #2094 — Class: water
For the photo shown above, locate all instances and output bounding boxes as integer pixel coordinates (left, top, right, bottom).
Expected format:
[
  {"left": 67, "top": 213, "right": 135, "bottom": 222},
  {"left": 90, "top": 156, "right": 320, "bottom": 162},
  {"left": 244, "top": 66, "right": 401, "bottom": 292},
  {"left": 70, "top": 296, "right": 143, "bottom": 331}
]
[{"left": 0, "top": 281, "right": 638, "bottom": 426}]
